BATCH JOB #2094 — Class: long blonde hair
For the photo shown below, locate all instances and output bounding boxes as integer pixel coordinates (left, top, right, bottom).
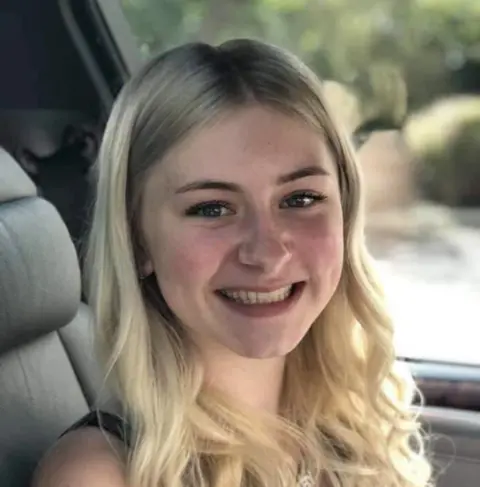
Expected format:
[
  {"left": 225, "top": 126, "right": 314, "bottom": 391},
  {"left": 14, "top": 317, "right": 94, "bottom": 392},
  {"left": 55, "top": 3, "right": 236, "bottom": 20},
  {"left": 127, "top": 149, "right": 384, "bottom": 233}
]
[{"left": 85, "top": 39, "right": 432, "bottom": 487}]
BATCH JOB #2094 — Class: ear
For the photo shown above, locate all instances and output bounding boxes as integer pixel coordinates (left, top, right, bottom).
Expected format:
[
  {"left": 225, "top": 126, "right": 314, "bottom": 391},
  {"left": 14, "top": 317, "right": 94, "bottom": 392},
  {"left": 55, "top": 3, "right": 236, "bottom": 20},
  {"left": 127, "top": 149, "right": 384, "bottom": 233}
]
[{"left": 140, "top": 260, "right": 154, "bottom": 279}]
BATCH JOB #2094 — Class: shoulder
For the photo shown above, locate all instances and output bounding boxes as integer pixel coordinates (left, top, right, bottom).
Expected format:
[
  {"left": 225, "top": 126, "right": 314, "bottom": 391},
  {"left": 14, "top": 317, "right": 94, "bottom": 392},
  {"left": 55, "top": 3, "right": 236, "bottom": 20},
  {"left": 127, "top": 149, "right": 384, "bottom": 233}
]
[{"left": 31, "top": 427, "right": 128, "bottom": 487}]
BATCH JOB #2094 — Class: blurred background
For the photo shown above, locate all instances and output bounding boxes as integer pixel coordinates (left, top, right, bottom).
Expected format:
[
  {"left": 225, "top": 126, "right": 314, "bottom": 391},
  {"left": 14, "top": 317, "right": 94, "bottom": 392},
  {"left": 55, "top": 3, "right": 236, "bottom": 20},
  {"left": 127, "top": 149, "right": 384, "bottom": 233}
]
[{"left": 118, "top": 0, "right": 480, "bottom": 364}]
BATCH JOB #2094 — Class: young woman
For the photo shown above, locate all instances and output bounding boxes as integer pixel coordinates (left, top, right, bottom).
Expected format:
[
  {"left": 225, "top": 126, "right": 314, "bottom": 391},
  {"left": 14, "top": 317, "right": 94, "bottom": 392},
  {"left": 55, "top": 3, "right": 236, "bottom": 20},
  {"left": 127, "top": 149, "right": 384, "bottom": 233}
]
[{"left": 33, "top": 39, "right": 432, "bottom": 487}]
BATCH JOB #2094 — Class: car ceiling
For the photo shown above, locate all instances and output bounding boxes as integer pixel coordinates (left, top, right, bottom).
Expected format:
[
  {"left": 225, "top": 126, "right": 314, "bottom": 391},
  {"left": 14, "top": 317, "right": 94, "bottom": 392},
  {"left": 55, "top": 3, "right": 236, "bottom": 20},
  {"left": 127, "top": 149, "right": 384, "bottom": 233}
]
[{"left": 0, "top": 0, "right": 99, "bottom": 113}]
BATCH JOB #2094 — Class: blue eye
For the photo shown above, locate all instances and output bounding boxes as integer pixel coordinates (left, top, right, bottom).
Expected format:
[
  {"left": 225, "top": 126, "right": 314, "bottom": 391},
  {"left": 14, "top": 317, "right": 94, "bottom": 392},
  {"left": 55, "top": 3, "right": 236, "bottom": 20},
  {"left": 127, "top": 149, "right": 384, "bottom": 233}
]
[
  {"left": 185, "top": 201, "right": 235, "bottom": 218},
  {"left": 280, "top": 191, "right": 326, "bottom": 209}
]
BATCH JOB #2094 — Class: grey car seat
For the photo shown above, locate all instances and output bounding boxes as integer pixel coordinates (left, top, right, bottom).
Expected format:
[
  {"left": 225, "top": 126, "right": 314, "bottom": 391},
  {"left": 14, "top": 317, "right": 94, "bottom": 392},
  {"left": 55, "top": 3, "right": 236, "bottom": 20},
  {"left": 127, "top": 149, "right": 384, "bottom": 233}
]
[{"left": 0, "top": 148, "right": 112, "bottom": 487}]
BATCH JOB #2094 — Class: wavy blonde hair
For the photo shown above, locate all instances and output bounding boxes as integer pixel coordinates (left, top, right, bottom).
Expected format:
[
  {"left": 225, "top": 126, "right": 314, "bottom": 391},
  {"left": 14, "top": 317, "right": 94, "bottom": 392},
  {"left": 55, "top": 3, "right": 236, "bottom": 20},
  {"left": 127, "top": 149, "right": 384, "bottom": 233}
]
[{"left": 85, "top": 39, "right": 432, "bottom": 487}]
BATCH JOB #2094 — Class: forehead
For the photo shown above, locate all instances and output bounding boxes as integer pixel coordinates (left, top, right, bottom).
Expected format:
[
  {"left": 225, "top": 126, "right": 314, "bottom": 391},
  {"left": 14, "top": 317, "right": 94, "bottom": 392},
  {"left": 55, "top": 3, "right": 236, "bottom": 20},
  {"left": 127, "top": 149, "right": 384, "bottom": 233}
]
[{"left": 146, "top": 105, "right": 337, "bottom": 193}]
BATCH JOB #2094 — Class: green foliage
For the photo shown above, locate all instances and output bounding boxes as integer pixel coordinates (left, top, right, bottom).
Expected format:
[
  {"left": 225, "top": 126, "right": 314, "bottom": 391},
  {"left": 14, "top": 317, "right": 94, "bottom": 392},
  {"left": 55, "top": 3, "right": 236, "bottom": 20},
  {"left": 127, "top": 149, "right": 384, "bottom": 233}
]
[
  {"left": 120, "top": 0, "right": 480, "bottom": 127},
  {"left": 404, "top": 96, "right": 480, "bottom": 206}
]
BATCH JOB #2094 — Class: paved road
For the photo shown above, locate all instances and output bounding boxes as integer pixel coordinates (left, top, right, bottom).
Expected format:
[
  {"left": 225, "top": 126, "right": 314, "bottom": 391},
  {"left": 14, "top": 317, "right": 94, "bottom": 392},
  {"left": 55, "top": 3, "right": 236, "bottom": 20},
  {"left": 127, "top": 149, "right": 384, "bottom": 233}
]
[{"left": 373, "top": 226, "right": 480, "bottom": 365}]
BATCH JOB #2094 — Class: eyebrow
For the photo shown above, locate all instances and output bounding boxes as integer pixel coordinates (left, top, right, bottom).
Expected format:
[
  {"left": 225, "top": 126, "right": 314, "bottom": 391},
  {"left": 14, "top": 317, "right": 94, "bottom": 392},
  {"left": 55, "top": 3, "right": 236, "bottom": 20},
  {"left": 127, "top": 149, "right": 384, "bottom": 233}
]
[{"left": 175, "top": 165, "right": 329, "bottom": 194}]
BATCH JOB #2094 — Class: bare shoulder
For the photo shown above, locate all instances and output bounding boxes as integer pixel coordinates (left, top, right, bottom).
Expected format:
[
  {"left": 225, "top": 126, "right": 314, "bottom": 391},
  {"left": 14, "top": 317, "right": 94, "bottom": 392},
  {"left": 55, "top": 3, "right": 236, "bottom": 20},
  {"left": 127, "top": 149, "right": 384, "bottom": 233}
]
[{"left": 31, "top": 427, "right": 127, "bottom": 487}]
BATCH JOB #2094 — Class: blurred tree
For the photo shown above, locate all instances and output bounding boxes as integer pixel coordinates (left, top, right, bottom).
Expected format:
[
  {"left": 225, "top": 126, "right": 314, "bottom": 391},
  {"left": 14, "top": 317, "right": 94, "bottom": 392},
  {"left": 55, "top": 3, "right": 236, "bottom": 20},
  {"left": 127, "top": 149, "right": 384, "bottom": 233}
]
[
  {"left": 404, "top": 96, "right": 480, "bottom": 206},
  {"left": 120, "top": 0, "right": 480, "bottom": 125}
]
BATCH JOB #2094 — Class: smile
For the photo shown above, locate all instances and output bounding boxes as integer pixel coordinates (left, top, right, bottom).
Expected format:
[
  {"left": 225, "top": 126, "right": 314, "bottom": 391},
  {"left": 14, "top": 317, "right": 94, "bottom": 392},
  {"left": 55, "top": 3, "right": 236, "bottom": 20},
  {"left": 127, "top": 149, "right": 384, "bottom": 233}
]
[
  {"left": 219, "top": 285, "right": 293, "bottom": 305},
  {"left": 216, "top": 282, "right": 305, "bottom": 319}
]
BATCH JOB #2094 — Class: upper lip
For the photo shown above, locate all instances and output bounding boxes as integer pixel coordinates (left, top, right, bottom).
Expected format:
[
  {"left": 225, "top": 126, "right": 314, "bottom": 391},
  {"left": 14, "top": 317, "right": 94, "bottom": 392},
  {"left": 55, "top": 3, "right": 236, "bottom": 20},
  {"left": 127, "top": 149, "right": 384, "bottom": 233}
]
[{"left": 217, "top": 281, "right": 304, "bottom": 293}]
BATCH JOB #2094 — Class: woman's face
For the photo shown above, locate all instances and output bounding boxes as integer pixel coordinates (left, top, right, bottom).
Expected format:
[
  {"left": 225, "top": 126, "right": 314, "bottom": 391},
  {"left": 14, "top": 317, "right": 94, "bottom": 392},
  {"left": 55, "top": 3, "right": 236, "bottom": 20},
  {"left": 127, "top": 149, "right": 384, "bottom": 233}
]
[{"left": 140, "top": 105, "right": 344, "bottom": 359}]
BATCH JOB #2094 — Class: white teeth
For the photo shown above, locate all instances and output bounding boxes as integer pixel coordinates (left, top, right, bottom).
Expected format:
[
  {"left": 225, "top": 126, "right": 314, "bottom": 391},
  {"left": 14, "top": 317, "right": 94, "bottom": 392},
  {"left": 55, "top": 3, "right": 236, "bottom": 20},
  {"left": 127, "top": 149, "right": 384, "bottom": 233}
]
[{"left": 220, "top": 285, "right": 293, "bottom": 305}]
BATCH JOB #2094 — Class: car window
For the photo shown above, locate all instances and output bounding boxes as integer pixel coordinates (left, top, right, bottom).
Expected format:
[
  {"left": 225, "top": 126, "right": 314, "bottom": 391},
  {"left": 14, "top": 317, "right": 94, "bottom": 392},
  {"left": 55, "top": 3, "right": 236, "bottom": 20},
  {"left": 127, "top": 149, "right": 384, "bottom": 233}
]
[{"left": 111, "top": 0, "right": 480, "bottom": 366}]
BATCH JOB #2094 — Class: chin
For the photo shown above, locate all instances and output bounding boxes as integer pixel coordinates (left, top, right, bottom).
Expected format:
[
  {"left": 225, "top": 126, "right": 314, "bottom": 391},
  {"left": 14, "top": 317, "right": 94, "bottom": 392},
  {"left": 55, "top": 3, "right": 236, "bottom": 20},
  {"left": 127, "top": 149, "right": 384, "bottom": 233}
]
[{"left": 228, "top": 337, "right": 303, "bottom": 360}]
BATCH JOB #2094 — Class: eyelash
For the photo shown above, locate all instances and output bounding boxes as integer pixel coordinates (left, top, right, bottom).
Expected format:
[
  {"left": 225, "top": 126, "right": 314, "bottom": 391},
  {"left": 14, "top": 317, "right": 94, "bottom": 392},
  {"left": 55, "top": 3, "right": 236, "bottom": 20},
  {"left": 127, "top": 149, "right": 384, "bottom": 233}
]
[
  {"left": 185, "top": 191, "right": 327, "bottom": 218},
  {"left": 185, "top": 200, "right": 234, "bottom": 218},
  {"left": 280, "top": 191, "right": 327, "bottom": 209}
]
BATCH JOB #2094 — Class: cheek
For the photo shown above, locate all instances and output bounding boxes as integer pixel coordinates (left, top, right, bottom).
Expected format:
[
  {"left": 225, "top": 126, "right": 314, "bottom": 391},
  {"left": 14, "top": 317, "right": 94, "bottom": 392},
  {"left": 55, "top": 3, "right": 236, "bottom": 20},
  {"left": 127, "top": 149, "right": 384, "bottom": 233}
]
[
  {"left": 152, "top": 227, "right": 227, "bottom": 290},
  {"left": 294, "top": 215, "right": 344, "bottom": 273}
]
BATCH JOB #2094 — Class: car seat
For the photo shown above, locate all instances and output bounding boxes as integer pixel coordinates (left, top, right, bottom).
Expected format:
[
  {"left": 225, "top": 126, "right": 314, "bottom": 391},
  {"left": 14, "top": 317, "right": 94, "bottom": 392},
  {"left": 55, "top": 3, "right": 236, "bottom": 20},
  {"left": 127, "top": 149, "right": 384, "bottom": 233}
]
[{"left": 0, "top": 147, "right": 112, "bottom": 487}]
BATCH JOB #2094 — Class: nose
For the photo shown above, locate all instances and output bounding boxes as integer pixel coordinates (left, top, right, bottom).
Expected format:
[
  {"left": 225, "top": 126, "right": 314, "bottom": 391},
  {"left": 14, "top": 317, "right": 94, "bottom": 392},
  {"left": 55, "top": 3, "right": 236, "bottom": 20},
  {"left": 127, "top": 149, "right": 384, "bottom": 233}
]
[{"left": 237, "top": 215, "right": 292, "bottom": 276}]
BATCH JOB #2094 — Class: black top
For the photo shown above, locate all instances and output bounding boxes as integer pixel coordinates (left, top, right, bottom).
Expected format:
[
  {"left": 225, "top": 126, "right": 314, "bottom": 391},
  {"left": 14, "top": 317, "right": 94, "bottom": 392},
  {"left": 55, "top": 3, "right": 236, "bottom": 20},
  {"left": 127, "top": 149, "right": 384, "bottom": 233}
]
[
  {"left": 61, "top": 410, "right": 131, "bottom": 446},
  {"left": 62, "top": 411, "right": 344, "bottom": 483}
]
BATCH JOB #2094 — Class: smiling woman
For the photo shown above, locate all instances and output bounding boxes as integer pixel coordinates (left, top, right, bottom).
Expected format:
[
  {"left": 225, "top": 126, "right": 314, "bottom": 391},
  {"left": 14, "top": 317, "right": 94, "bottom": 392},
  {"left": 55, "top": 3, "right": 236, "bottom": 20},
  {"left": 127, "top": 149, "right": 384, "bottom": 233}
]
[
  {"left": 139, "top": 105, "right": 344, "bottom": 361},
  {"left": 32, "top": 39, "right": 432, "bottom": 487}
]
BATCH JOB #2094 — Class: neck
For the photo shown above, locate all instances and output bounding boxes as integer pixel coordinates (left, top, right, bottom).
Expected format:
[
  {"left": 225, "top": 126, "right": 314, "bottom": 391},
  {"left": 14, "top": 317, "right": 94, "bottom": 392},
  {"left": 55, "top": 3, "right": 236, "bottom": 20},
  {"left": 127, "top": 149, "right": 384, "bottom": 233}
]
[{"left": 202, "top": 347, "right": 286, "bottom": 414}]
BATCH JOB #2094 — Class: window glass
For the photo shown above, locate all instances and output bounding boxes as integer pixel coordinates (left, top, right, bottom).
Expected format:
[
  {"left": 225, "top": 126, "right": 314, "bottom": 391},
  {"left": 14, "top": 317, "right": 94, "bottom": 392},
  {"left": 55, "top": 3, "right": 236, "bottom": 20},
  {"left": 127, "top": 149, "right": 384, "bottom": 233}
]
[{"left": 118, "top": 0, "right": 480, "bottom": 365}]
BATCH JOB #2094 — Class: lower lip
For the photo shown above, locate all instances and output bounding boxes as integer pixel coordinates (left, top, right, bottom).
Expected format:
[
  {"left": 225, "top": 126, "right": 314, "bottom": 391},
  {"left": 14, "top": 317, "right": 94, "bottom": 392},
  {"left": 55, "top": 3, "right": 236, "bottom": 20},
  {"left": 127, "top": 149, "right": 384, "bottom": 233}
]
[{"left": 216, "top": 282, "right": 305, "bottom": 319}]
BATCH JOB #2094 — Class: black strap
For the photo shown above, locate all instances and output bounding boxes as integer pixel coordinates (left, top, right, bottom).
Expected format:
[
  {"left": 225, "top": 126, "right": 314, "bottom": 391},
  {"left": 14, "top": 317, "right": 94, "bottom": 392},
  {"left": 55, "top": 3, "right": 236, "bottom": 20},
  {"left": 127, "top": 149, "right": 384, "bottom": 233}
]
[{"left": 60, "top": 410, "right": 131, "bottom": 446}]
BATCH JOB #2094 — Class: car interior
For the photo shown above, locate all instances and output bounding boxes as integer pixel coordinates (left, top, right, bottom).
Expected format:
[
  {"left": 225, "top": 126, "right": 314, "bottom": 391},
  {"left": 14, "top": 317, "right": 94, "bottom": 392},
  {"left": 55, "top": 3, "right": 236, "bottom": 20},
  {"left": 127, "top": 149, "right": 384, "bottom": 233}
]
[{"left": 0, "top": 0, "right": 479, "bottom": 486}]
